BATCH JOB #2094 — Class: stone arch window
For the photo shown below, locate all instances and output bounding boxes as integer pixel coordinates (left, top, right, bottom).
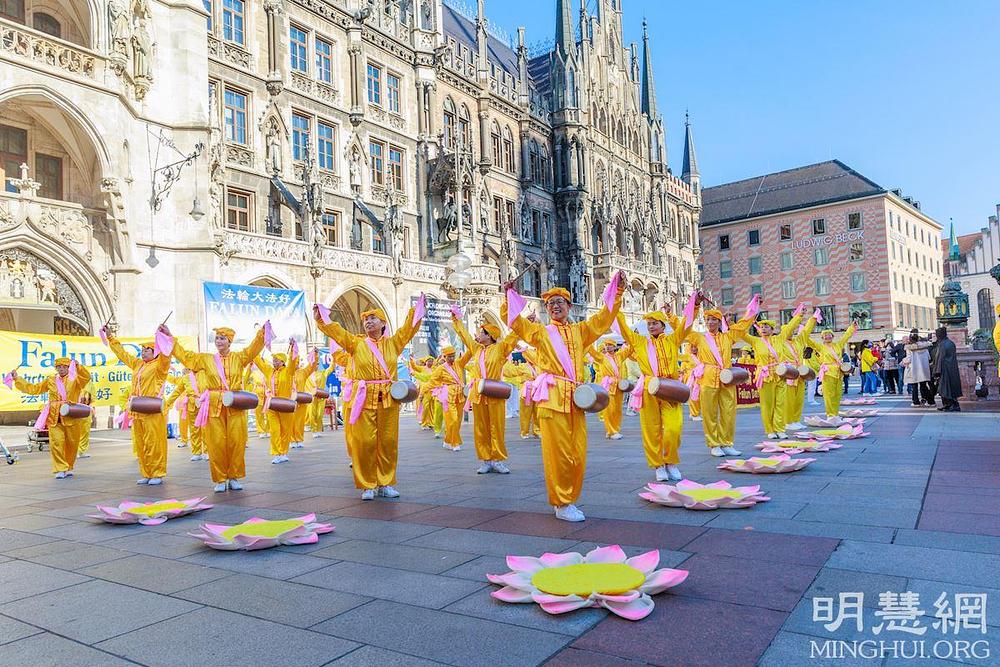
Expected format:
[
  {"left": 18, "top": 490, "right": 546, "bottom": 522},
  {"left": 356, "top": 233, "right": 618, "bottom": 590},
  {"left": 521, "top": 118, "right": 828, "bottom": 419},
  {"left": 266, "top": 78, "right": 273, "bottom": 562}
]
[
  {"left": 599, "top": 108, "right": 608, "bottom": 135},
  {"left": 529, "top": 139, "right": 540, "bottom": 183},
  {"left": 501, "top": 126, "right": 515, "bottom": 174},
  {"left": 567, "top": 68, "right": 577, "bottom": 107},
  {"left": 442, "top": 97, "right": 456, "bottom": 149},
  {"left": 539, "top": 147, "right": 550, "bottom": 188},
  {"left": 458, "top": 104, "right": 471, "bottom": 148},
  {"left": 978, "top": 288, "right": 996, "bottom": 330},
  {"left": 591, "top": 220, "right": 603, "bottom": 254},
  {"left": 490, "top": 121, "right": 502, "bottom": 166},
  {"left": 32, "top": 11, "right": 60, "bottom": 38}
]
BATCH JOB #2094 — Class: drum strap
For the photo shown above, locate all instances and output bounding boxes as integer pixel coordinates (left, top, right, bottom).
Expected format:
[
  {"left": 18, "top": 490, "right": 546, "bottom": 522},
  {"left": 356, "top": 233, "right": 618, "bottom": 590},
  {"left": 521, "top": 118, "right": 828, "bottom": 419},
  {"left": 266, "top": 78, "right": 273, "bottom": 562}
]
[{"left": 463, "top": 351, "right": 488, "bottom": 412}]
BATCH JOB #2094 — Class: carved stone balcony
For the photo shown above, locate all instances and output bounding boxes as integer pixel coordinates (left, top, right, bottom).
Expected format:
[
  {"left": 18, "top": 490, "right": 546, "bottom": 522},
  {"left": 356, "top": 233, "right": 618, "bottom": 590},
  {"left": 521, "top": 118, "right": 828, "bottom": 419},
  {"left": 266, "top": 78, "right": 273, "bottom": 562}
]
[
  {"left": 1, "top": 18, "right": 102, "bottom": 80},
  {"left": 0, "top": 191, "right": 102, "bottom": 262}
]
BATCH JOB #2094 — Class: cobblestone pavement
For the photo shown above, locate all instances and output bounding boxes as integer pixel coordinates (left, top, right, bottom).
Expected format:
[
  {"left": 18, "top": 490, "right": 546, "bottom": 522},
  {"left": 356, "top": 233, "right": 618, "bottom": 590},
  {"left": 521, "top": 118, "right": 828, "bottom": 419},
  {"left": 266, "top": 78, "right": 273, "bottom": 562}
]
[{"left": 0, "top": 392, "right": 997, "bottom": 666}]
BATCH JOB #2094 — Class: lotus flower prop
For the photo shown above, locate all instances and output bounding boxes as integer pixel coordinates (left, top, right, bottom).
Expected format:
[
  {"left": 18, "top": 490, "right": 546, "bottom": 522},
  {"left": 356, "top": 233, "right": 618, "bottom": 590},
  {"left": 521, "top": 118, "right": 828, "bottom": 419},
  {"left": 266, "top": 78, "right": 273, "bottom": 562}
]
[
  {"left": 842, "top": 397, "right": 876, "bottom": 405},
  {"left": 840, "top": 409, "right": 879, "bottom": 418},
  {"left": 640, "top": 480, "right": 769, "bottom": 510},
  {"left": 487, "top": 545, "right": 688, "bottom": 621},
  {"left": 188, "top": 514, "right": 333, "bottom": 550},
  {"left": 799, "top": 424, "right": 868, "bottom": 440},
  {"left": 717, "top": 454, "right": 816, "bottom": 474},
  {"left": 88, "top": 498, "right": 213, "bottom": 526},
  {"left": 805, "top": 415, "right": 865, "bottom": 428},
  {"left": 755, "top": 439, "right": 842, "bottom": 454}
]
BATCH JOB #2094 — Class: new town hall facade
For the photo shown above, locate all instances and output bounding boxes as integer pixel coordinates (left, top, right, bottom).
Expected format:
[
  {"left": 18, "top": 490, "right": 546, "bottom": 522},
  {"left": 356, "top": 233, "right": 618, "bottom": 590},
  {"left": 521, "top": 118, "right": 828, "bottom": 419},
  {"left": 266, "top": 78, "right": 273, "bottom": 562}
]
[{"left": 0, "top": 0, "right": 700, "bottom": 345}]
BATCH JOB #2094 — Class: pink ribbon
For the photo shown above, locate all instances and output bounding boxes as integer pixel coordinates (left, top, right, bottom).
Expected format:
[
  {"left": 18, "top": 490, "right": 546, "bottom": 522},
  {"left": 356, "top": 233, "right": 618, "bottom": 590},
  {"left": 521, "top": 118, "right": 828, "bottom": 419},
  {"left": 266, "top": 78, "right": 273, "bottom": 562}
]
[
  {"left": 683, "top": 290, "right": 698, "bottom": 329},
  {"left": 646, "top": 336, "right": 660, "bottom": 377},
  {"left": 2, "top": 373, "right": 13, "bottom": 390},
  {"left": 68, "top": 360, "right": 78, "bottom": 383},
  {"left": 213, "top": 354, "right": 231, "bottom": 391},
  {"left": 755, "top": 364, "right": 772, "bottom": 389},
  {"left": 506, "top": 288, "right": 527, "bottom": 327},
  {"left": 602, "top": 271, "right": 622, "bottom": 312},
  {"left": 176, "top": 394, "right": 189, "bottom": 420},
  {"left": 818, "top": 363, "right": 830, "bottom": 382},
  {"left": 599, "top": 377, "right": 614, "bottom": 391},
  {"left": 290, "top": 338, "right": 300, "bottom": 361},
  {"left": 704, "top": 332, "right": 726, "bottom": 369},
  {"left": 348, "top": 380, "right": 391, "bottom": 424},
  {"left": 263, "top": 321, "right": 276, "bottom": 349},
  {"left": 813, "top": 307, "right": 823, "bottom": 324},
  {"left": 316, "top": 303, "right": 333, "bottom": 324},
  {"left": 793, "top": 302, "right": 806, "bottom": 318},
  {"left": 545, "top": 325, "right": 577, "bottom": 384},
  {"left": 194, "top": 390, "right": 211, "bottom": 427},
  {"left": 341, "top": 379, "right": 354, "bottom": 403},
  {"left": 34, "top": 403, "right": 51, "bottom": 431},
  {"left": 520, "top": 379, "right": 534, "bottom": 402},
  {"left": 99, "top": 327, "right": 109, "bottom": 346},
  {"left": 412, "top": 293, "right": 427, "bottom": 326},
  {"left": 431, "top": 385, "right": 451, "bottom": 406},
  {"left": 529, "top": 373, "right": 559, "bottom": 404},
  {"left": 687, "top": 363, "right": 704, "bottom": 402},
  {"left": 365, "top": 338, "right": 391, "bottom": 377},
  {"left": 115, "top": 409, "right": 132, "bottom": 429},
  {"left": 630, "top": 375, "right": 647, "bottom": 410},
  {"left": 449, "top": 304, "right": 463, "bottom": 319},
  {"left": 744, "top": 294, "right": 761, "bottom": 321},
  {"left": 154, "top": 331, "right": 174, "bottom": 357},
  {"left": 415, "top": 397, "right": 424, "bottom": 420}
]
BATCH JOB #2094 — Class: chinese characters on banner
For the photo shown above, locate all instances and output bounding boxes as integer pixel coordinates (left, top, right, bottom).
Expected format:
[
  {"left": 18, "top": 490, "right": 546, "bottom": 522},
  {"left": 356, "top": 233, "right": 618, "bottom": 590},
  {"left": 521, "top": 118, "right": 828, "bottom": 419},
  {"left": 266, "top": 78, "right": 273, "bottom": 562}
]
[
  {"left": 409, "top": 295, "right": 458, "bottom": 359},
  {"left": 0, "top": 331, "right": 196, "bottom": 411},
  {"left": 202, "top": 281, "right": 307, "bottom": 347}
]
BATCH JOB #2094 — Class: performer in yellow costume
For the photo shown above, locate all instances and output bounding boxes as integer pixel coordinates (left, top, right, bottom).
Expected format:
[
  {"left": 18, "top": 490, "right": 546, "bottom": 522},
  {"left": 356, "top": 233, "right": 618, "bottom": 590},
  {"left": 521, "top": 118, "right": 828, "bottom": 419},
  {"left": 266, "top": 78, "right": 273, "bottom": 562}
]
[
  {"left": 77, "top": 379, "right": 94, "bottom": 458},
  {"left": 11, "top": 358, "right": 91, "bottom": 478},
  {"left": 811, "top": 321, "right": 858, "bottom": 419},
  {"left": 290, "top": 350, "right": 318, "bottom": 448},
  {"left": 502, "top": 273, "right": 625, "bottom": 522},
  {"left": 159, "top": 323, "right": 266, "bottom": 492},
  {"left": 166, "top": 370, "right": 207, "bottom": 461},
  {"left": 587, "top": 340, "right": 629, "bottom": 440},
  {"left": 994, "top": 305, "right": 1000, "bottom": 374},
  {"left": 739, "top": 306, "right": 806, "bottom": 440},
  {"left": 409, "top": 356, "right": 434, "bottom": 429},
  {"left": 103, "top": 331, "right": 172, "bottom": 484},
  {"left": 780, "top": 309, "right": 819, "bottom": 431},
  {"left": 684, "top": 305, "right": 755, "bottom": 457},
  {"left": 254, "top": 347, "right": 299, "bottom": 464},
  {"left": 246, "top": 368, "right": 270, "bottom": 439},
  {"left": 313, "top": 301, "right": 423, "bottom": 500},
  {"left": 518, "top": 349, "right": 540, "bottom": 439},
  {"left": 617, "top": 306, "right": 694, "bottom": 481},
  {"left": 306, "top": 366, "right": 327, "bottom": 437},
  {"left": 679, "top": 343, "right": 702, "bottom": 420},
  {"left": 451, "top": 312, "right": 520, "bottom": 474},
  {"left": 428, "top": 345, "right": 470, "bottom": 452}
]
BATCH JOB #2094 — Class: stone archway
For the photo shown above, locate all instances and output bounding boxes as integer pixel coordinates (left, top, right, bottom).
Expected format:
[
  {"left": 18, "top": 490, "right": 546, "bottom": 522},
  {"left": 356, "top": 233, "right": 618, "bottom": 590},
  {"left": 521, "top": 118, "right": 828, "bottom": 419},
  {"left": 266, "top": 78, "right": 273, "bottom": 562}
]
[
  {"left": 327, "top": 286, "right": 391, "bottom": 335},
  {"left": 0, "top": 248, "right": 93, "bottom": 334}
]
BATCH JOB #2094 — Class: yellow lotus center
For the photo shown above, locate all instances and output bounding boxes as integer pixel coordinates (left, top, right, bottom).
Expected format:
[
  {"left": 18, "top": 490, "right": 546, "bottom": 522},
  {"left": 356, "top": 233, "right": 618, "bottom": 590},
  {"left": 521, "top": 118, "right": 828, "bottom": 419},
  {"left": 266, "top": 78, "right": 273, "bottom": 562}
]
[
  {"left": 678, "top": 488, "right": 744, "bottom": 502},
  {"left": 221, "top": 519, "right": 304, "bottom": 541},
  {"left": 749, "top": 458, "right": 781, "bottom": 466},
  {"left": 127, "top": 501, "right": 189, "bottom": 516},
  {"left": 531, "top": 562, "right": 644, "bottom": 597},
  {"left": 778, "top": 441, "right": 813, "bottom": 448}
]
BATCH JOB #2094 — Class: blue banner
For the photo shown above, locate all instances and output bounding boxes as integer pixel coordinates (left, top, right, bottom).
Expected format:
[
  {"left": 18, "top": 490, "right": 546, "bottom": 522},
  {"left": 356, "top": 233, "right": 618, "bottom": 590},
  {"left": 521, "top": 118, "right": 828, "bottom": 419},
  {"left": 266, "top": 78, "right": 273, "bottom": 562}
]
[{"left": 203, "top": 281, "right": 307, "bottom": 346}]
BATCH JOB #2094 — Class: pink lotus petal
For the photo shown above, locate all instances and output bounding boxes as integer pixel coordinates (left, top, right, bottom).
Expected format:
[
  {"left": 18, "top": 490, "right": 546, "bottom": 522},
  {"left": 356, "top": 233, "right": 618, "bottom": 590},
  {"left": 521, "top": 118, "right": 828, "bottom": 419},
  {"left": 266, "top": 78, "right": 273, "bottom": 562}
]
[
  {"left": 673, "top": 479, "right": 702, "bottom": 490},
  {"left": 584, "top": 545, "right": 628, "bottom": 564},
  {"left": 732, "top": 485, "right": 761, "bottom": 495},
  {"left": 491, "top": 587, "right": 534, "bottom": 603},
  {"left": 638, "top": 492, "right": 658, "bottom": 502},
  {"left": 600, "top": 594, "right": 655, "bottom": 621},
  {"left": 594, "top": 591, "right": 641, "bottom": 604},
  {"left": 639, "top": 568, "right": 689, "bottom": 594},
  {"left": 488, "top": 572, "right": 533, "bottom": 590},
  {"left": 138, "top": 517, "right": 169, "bottom": 526},
  {"left": 536, "top": 596, "right": 593, "bottom": 615},
  {"left": 704, "top": 480, "right": 734, "bottom": 490},
  {"left": 625, "top": 550, "right": 660, "bottom": 575},
  {"left": 505, "top": 555, "right": 545, "bottom": 575},
  {"left": 538, "top": 552, "right": 584, "bottom": 568}
]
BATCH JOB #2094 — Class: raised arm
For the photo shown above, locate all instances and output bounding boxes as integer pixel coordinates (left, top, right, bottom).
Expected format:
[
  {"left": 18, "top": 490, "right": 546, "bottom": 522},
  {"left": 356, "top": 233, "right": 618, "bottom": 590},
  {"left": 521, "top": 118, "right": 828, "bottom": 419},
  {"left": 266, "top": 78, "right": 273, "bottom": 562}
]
[
  {"left": 253, "top": 356, "right": 273, "bottom": 378},
  {"left": 107, "top": 336, "right": 141, "bottom": 372},
  {"left": 501, "top": 299, "right": 544, "bottom": 347},
  {"left": 837, "top": 323, "right": 858, "bottom": 349},
  {"left": 171, "top": 337, "right": 206, "bottom": 373},
  {"left": 389, "top": 306, "right": 423, "bottom": 350},
  {"left": 780, "top": 312, "right": 804, "bottom": 341},
  {"left": 615, "top": 312, "right": 642, "bottom": 348},
  {"left": 314, "top": 308, "right": 357, "bottom": 354},
  {"left": 451, "top": 314, "right": 477, "bottom": 352},
  {"left": 12, "top": 374, "right": 50, "bottom": 395},
  {"left": 235, "top": 327, "right": 266, "bottom": 369},
  {"left": 795, "top": 314, "right": 818, "bottom": 347},
  {"left": 580, "top": 290, "right": 623, "bottom": 348},
  {"left": 496, "top": 328, "right": 521, "bottom": 359}
]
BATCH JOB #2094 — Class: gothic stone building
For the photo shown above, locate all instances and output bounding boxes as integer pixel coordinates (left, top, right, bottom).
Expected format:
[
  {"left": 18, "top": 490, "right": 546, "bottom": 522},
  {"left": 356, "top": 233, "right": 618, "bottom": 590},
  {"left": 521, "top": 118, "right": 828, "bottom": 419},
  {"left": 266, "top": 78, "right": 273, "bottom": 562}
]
[{"left": 0, "top": 0, "right": 700, "bottom": 353}]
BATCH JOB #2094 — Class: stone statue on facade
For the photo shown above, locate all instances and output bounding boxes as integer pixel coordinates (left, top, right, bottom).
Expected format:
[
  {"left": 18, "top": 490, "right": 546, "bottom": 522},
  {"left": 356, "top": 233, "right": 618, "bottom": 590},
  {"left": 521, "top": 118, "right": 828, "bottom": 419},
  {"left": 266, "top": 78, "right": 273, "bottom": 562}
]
[
  {"left": 99, "top": 178, "right": 136, "bottom": 269},
  {"left": 569, "top": 253, "right": 587, "bottom": 303},
  {"left": 349, "top": 147, "right": 363, "bottom": 191},
  {"left": 478, "top": 186, "right": 491, "bottom": 233},
  {"left": 108, "top": 0, "right": 131, "bottom": 59},
  {"left": 518, "top": 193, "right": 531, "bottom": 240},
  {"left": 385, "top": 197, "right": 405, "bottom": 276},
  {"left": 436, "top": 194, "right": 457, "bottom": 243},
  {"left": 132, "top": 18, "right": 152, "bottom": 80},
  {"left": 265, "top": 117, "right": 282, "bottom": 175}
]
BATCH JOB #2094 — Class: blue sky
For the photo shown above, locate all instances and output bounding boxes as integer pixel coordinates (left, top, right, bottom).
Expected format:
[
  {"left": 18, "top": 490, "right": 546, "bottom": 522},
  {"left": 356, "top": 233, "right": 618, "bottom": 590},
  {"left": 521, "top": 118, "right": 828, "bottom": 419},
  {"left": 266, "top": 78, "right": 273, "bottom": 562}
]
[{"left": 474, "top": 0, "right": 1000, "bottom": 237}]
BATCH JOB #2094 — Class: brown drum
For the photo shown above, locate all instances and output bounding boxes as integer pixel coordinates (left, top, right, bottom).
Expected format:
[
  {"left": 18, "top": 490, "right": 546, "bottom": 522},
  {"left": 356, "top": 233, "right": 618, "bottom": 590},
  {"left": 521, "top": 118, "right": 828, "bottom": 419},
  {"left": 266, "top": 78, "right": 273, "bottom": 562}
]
[
  {"left": 266, "top": 397, "right": 297, "bottom": 413},
  {"left": 295, "top": 392, "right": 313, "bottom": 405},
  {"left": 840, "top": 362, "right": 853, "bottom": 374},
  {"left": 646, "top": 377, "right": 691, "bottom": 403},
  {"left": 314, "top": 389, "right": 330, "bottom": 400},
  {"left": 222, "top": 390, "right": 259, "bottom": 411},
  {"left": 775, "top": 363, "right": 800, "bottom": 380},
  {"left": 128, "top": 396, "right": 164, "bottom": 414},
  {"left": 797, "top": 365, "right": 817, "bottom": 381},
  {"left": 719, "top": 367, "right": 751, "bottom": 386},
  {"left": 618, "top": 378, "right": 636, "bottom": 393},
  {"left": 477, "top": 379, "right": 512, "bottom": 400},
  {"left": 390, "top": 380, "right": 419, "bottom": 403},
  {"left": 573, "top": 383, "right": 610, "bottom": 413},
  {"left": 59, "top": 402, "right": 92, "bottom": 418}
]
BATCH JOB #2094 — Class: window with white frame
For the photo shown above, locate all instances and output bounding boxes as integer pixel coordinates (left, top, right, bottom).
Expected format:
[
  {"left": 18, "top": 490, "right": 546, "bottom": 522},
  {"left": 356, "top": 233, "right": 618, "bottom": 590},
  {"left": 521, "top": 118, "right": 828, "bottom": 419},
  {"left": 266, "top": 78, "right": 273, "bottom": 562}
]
[
  {"left": 321, "top": 211, "right": 339, "bottom": 246},
  {"left": 315, "top": 37, "right": 333, "bottom": 83},
  {"left": 317, "top": 121, "right": 336, "bottom": 171},
  {"left": 222, "top": 0, "right": 245, "bottom": 46},
  {"left": 369, "top": 140, "right": 384, "bottom": 186},
  {"left": 814, "top": 246, "right": 829, "bottom": 266},
  {"left": 781, "top": 279, "right": 796, "bottom": 299},
  {"left": 223, "top": 87, "right": 248, "bottom": 145},
  {"left": 815, "top": 276, "right": 831, "bottom": 296},
  {"left": 386, "top": 73, "right": 401, "bottom": 113},
  {"left": 748, "top": 256, "right": 762, "bottom": 275},
  {"left": 366, "top": 63, "right": 382, "bottom": 105},
  {"left": 289, "top": 25, "right": 307, "bottom": 72},
  {"left": 719, "top": 260, "right": 732, "bottom": 279},
  {"left": 780, "top": 250, "right": 793, "bottom": 270},
  {"left": 851, "top": 271, "right": 867, "bottom": 292},
  {"left": 292, "top": 113, "right": 310, "bottom": 161}
]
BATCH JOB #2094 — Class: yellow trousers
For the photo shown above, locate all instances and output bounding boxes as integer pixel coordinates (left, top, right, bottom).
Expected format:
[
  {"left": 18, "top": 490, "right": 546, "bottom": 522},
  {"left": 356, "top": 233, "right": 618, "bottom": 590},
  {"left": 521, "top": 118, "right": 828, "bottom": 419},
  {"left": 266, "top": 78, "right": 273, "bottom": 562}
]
[
  {"left": 269, "top": 410, "right": 294, "bottom": 456},
  {"left": 292, "top": 403, "right": 308, "bottom": 442},
  {"left": 783, "top": 382, "right": 806, "bottom": 424},
  {"left": 538, "top": 407, "right": 587, "bottom": 507},
  {"left": 308, "top": 399, "right": 325, "bottom": 433},
  {"left": 254, "top": 405, "right": 269, "bottom": 433},
  {"left": 346, "top": 403, "right": 399, "bottom": 489},
  {"left": 47, "top": 417, "right": 86, "bottom": 473},
  {"left": 432, "top": 401, "right": 444, "bottom": 434},
  {"left": 442, "top": 400, "right": 463, "bottom": 446},
  {"left": 600, "top": 391, "right": 623, "bottom": 437},
  {"left": 134, "top": 414, "right": 167, "bottom": 479},
  {"left": 699, "top": 384, "right": 736, "bottom": 448},
  {"left": 178, "top": 412, "right": 205, "bottom": 455},
  {"left": 419, "top": 394, "right": 435, "bottom": 428},
  {"left": 822, "top": 374, "right": 844, "bottom": 417},
  {"left": 78, "top": 415, "right": 92, "bottom": 453},
  {"left": 519, "top": 398, "right": 538, "bottom": 437},
  {"left": 204, "top": 406, "right": 248, "bottom": 483},
  {"left": 472, "top": 398, "right": 507, "bottom": 461},
  {"left": 759, "top": 381, "right": 786, "bottom": 434},
  {"left": 639, "top": 397, "right": 683, "bottom": 467},
  {"left": 689, "top": 397, "right": 701, "bottom": 418}
]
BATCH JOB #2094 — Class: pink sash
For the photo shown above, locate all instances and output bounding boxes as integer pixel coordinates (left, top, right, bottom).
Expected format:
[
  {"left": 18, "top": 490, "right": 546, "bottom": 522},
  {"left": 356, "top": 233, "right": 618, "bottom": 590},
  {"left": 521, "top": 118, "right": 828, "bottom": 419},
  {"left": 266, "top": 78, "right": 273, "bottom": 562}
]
[
  {"left": 464, "top": 350, "right": 487, "bottom": 412},
  {"left": 646, "top": 337, "right": 661, "bottom": 378},
  {"left": 347, "top": 337, "right": 392, "bottom": 425},
  {"left": 213, "top": 353, "right": 231, "bottom": 391},
  {"left": 629, "top": 376, "right": 646, "bottom": 410},
  {"left": 545, "top": 325, "right": 577, "bottom": 383},
  {"left": 35, "top": 374, "right": 69, "bottom": 430},
  {"left": 704, "top": 332, "right": 725, "bottom": 368},
  {"left": 191, "top": 371, "right": 211, "bottom": 428},
  {"left": 755, "top": 336, "right": 779, "bottom": 388},
  {"left": 687, "top": 363, "right": 705, "bottom": 401}
]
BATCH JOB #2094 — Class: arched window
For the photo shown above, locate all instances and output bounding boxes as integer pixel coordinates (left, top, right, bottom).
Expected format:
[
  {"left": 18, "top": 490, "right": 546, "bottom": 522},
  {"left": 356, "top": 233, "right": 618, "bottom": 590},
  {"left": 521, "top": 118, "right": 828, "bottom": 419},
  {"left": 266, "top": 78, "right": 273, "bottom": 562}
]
[
  {"left": 442, "top": 97, "right": 456, "bottom": 149},
  {"left": 978, "top": 288, "right": 996, "bottom": 330},
  {"left": 599, "top": 108, "right": 608, "bottom": 135},
  {"left": 529, "top": 140, "right": 540, "bottom": 183},
  {"left": 591, "top": 221, "right": 604, "bottom": 254},
  {"left": 32, "top": 12, "right": 61, "bottom": 38},
  {"left": 502, "top": 126, "right": 515, "bottom": 174},
  {"left": 539, "top": 148, "right": 550, "bottom": 188},
  {"left": 490, "top": 121, "right": 502, "bottom": 166},
  {"left": 567, "top": 69, "right": 577, "bottom": 107},
  {"left": 459, "top": 104, "right": 471, "bottom": 149}
]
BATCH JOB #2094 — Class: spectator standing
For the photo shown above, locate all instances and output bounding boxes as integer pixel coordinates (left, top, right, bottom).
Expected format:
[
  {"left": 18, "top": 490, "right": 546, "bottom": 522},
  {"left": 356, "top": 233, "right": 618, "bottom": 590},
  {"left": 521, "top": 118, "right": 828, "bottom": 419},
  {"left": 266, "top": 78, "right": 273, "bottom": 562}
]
[
  {"left": 903, "top": 333, "right": 936, "bottom": 406},
  {"left": 882, "top": 342, "right": 901, "bottom": 394},
  {"left": 932, "top": 327, "right": 963, "bottom": 411}
]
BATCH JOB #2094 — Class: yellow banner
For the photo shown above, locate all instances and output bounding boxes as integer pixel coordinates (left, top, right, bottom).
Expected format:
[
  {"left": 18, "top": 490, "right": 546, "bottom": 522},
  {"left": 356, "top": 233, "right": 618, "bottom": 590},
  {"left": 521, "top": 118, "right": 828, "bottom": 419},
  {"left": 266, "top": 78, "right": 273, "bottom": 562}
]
[{"left": 0, "top": 331, "right": 196, "bottom": 412}]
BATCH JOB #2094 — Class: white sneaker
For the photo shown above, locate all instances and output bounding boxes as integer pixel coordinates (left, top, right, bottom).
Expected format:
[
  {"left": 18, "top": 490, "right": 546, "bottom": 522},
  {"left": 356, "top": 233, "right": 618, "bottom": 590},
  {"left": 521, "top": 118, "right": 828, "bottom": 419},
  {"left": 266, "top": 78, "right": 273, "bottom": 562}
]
[
  {"left": 520, "top": 434, "right": 530, "bottom": 440},
  {"left": 442, "top": 442, "right": 450, "bottom": 449},
  {"left": 491, "top": 461, "right": 510, "bottom": 474},
  {"left": 776, "top": 432, "right": 788, "bottom": 439},
  {"left": 201, "top": 454, "right": 209, "bottom": 460},
  {"left": 785, "top": 422, "right": 804, "bottom": 431},
  {"left": 361, "top": 489, "right": 375, "bottom": 501},
  {"left": 78, "top": 452, "right": 91, "bottom": 458},
  {"left": 808, "top": 401, "right": 820, "bottom": 405},
  {"left": 434, "top": 433, "right": 441, "bottom": 439},
  {"left": 213, "top": 482, "right": 227, "bottom": 493},
  {"left": 655, "top": 465, "right": 670, "bottom": 482},
  {"left": 227, "top": 479, "right": 243, "bottom": 491},
  {"left": 378, "top": 486, "right": 400, "bottom": 498},
  {"left": 476, "top": 462, "right": 493, "bottom": 474},
  {"left": 55, "top": 471, "right": 66, "bottom": 479},
  {"left": 691, "top": 415, "right": 702, "bottom": 421},
  {"left": 666, "top": 465, "right": 683, "bottom": 481},
  {"left": 710, "top": 447, "right": 725, "bottom": 457},
  {"left": 258, "top": 433, "right": 268, "bottom": 439},
  {"left": 177, "top": 442, "right": 187, "bottom": 448},
  {"left": 291, "top": 442, "right": 304, "bottom": 449},
  {"left": 64, "top": 471, "right": 73, "bottom": 478},
  {"left": 722, "top": 446, "right": 742, "bottom": 456},
  {"left": 452, "top": 445, "right": 462, "bottom": 452},
  {"left": 609, "top": 433, "right": 623, "bottom": 440},
  {"left": 190, "top": 455, "right": 201, "bottom": 461},
  {"left": 312, "top": 433, "right": 322, "bottom": 439},
  {"left": 148, "top": 478, "right": 162, "bottom": 486},
  {"left": 554, "top": 504, "right": 586, "bottom": 522},
  {"left": 271, "top": 456, "right": 282, "bottom": 464},
  {"left": 136, "top": 478, "right": 149, "bottom": 485},
  {"left": 766, "top": 433, "right": 778, "bottom": 440}
]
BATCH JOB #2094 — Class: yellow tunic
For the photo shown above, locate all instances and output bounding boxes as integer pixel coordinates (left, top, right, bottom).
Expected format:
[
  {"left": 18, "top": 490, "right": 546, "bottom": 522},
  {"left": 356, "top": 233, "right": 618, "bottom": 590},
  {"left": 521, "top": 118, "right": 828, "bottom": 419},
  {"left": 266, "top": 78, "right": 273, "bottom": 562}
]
[
  {"left": 587, "top": 343, "right": 631, "bottom": 437},
  {"left": 428, "top": 355, "right": 470, "bottom": 447},
  {"left": 255, "top": 353, "right": 299, "bottom": 456},
  {"left": 78, "top": 380, "right": 94, "bottom": 454},
  {"left": 502, "top": 293, "right": 620, "bottom": 507},
  {"left": 315, "top": 308, "right": 420, "bottom": 490},
  {"left": 15, "top": 365, "right": 92, "bottom": 473},
  {"left": 516, "top": 354, "right": 540, "bottom": 437},
  {"left": 306, "top": 367, "right": 327, "bottom": 433},
  {"left": 291, "top": 357, "right": 318, "bottom": 442},
  {"left": 165, "top": 373, "right": 206, "bottom": 456},
  {"left": 171, "top": 329, "right": 265, "bottom": 484},
  {"left": 741, "top": 315, "right": 802, "bottom": 434},
  {"left": 108, "top": 338, "right": 172, "bottom": 479},
  {"left": 779, "top": 315, "right": 818, "bottom": 425},
  {"left": 810, "top": 324, "right": 858, "bottom": 417},
  {"left": 452, "top": 316, "right": 520, "bottom": 461}
]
